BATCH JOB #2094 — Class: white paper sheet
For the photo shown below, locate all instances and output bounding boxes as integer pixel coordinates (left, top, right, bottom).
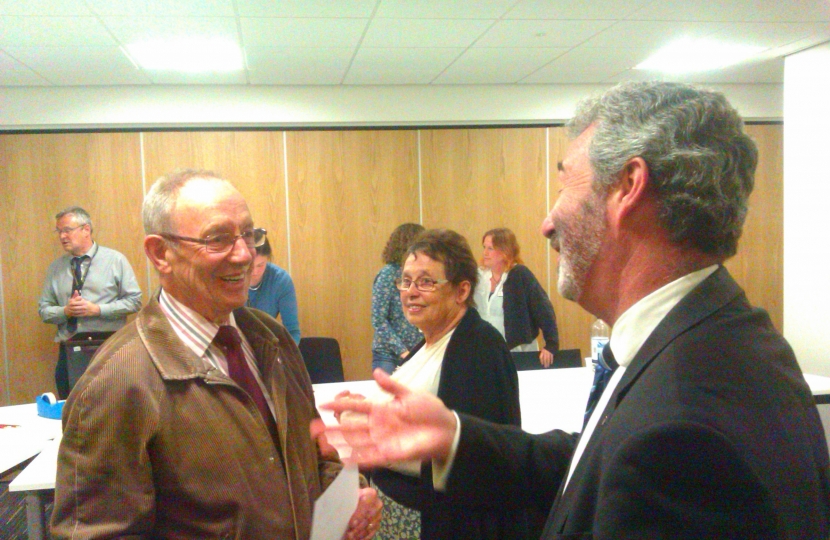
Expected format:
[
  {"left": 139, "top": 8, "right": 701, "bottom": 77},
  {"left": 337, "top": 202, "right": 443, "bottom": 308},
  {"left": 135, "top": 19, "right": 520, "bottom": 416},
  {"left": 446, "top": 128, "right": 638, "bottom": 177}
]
[{"left": 309, "top": 463, "right": 360, "bottom": 540}]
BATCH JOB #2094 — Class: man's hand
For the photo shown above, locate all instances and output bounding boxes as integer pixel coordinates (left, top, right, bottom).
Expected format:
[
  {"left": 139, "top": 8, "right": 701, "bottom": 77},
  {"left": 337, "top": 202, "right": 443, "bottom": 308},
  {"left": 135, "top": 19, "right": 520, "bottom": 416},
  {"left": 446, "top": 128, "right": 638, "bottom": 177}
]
[
  {"left": 539, "top": 348, "right": 554, "bottom": 368},
  {"left": 344, "top": 487, "right": 382, "bottom": 540},
  {"left": 312, "top": 369, "right": 458, "bottom": 467},
  {"left": 64, "top": 292, "right": 101, "bottom": 318}
]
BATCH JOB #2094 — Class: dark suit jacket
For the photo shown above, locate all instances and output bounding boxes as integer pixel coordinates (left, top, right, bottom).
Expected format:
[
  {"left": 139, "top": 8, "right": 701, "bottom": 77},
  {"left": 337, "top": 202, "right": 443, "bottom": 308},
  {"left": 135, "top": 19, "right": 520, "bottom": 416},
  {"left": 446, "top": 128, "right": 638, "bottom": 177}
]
[
  {"left": 373, "top": 307, "right": 528, "bottom": 539},
  {"left": 446, "top": 267, "right": 830, "bottom": 539}
]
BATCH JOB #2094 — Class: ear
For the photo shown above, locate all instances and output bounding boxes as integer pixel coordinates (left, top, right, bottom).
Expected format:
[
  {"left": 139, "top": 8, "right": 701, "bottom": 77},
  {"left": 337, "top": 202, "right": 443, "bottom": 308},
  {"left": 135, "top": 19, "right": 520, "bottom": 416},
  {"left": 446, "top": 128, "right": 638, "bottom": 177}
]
[
  {"left": 456, "top": 281, "right": 472, "bottom": 305},
  {"left": 607, "top": 156, "right": 650, "bottom": 226},
  {"left": 144, "top": 235, "right": 173, "bottom": 274}
]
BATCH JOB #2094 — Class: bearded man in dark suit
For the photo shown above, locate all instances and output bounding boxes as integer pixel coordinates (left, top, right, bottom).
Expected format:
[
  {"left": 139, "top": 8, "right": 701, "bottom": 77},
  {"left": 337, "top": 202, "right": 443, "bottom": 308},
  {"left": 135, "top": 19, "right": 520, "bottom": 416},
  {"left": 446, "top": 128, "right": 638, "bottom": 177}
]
[{"left": 320, "top": 81, "right": 830, "bottom": 540}]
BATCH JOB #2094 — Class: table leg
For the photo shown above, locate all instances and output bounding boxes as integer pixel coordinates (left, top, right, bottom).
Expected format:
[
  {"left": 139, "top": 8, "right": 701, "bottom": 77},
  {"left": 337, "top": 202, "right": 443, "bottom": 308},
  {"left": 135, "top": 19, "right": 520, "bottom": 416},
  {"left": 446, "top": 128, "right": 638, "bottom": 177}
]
[{"left": 25, "top": 491, "right": 46, "bottom": 540}]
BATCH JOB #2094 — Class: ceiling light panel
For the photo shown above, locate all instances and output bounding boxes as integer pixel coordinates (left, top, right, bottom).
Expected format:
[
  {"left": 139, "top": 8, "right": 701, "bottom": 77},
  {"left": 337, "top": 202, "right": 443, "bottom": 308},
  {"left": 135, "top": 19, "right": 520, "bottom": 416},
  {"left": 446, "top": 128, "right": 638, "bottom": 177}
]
[
  {"left": 635, "top": 38, "right": 764, "bottom": 73},
  {"left": 236, "top": 0, "right": 376, "bottom": 17}
]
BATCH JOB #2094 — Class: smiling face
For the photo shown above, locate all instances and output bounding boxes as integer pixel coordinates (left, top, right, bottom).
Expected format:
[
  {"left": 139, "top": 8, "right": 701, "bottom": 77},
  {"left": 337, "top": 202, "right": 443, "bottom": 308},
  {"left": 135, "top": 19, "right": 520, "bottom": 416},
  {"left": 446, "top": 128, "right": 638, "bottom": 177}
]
[
  {"left": 400, "top": 252, "right": 469, "bottom": 344},
  {"left": 481, "top": 235, "right": 508, "bottom": 272},
  {"left": 161, "top": 180, "right": 254, "bottom": 323},
  {"left": 542, "top": 126, "right": 608, "bottom": 302}
]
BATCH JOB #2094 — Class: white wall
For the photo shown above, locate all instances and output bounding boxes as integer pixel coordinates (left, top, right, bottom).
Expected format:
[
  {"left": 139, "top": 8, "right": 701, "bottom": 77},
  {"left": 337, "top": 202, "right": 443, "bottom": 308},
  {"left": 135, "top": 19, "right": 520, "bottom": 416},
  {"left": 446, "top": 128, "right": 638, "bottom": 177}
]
[
  {"left": 0, "top": 83, "right": 783, "bottom": 130},
  {"left": 784, "top": 42, "right": 830, "bottom": 377}
]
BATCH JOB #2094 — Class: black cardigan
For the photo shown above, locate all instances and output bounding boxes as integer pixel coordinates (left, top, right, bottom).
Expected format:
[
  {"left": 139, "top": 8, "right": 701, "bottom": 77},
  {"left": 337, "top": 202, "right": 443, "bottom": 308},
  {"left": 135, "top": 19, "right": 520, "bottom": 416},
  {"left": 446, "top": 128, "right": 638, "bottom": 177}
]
[
  {"left": 372, "top": 307, "right": 534, "bottom": 539},
  {"left": 503, "top": 264, "right": 559, "bottom": 353}
]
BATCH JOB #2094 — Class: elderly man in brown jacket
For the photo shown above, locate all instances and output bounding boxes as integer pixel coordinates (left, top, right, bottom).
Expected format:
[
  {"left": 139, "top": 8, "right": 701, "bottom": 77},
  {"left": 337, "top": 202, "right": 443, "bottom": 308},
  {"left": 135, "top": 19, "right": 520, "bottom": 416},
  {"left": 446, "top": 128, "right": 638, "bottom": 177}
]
[{"left": 52, "top": 170, "right": 381, "bottom": 539}]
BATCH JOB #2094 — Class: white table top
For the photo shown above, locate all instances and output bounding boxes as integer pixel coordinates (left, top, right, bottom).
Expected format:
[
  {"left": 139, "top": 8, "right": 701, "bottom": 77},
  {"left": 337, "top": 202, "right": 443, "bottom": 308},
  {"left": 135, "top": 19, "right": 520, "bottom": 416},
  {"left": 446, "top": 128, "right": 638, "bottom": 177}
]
[
  {"left": 9, "top": 435, "right": 62, "bottom": 492},
  {"left": 6, "top": 368, "right": 830, "bottom": 493},
  {"left": 0, "top": 403, "right": 62, "bottom": 476},
  {"left": 805, "top": 373, "right": 830, "bottom": 396}
]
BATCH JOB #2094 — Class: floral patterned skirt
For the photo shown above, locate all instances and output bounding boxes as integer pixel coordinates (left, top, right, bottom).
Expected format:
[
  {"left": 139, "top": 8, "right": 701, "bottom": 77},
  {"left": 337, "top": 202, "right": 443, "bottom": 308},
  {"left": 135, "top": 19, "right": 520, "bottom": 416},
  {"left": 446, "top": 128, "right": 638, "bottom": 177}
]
[{"left": 372, "top": 479, "right": 421, "bottom": 539}]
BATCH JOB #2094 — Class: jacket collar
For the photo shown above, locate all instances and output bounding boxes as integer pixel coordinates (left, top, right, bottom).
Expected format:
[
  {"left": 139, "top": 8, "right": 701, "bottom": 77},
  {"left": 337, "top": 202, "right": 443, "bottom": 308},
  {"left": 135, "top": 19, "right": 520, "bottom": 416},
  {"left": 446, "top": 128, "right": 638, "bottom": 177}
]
[{"left": 610, "top": 265, "right": 743, "bottom": 406}]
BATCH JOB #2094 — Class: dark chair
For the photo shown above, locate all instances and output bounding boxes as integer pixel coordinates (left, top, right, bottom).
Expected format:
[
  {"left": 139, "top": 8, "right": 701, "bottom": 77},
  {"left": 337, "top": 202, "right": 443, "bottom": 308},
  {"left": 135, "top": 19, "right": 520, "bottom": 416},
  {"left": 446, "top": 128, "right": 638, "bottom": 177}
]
[
  {"left": 64, "top": 331, "right": 115, "bottom": 393},
  {"left": 512, "top": 348, "right": 583, "bottom": 371},
  {"left": 298, "top": 337, "right": 345, "bottom": 384}
]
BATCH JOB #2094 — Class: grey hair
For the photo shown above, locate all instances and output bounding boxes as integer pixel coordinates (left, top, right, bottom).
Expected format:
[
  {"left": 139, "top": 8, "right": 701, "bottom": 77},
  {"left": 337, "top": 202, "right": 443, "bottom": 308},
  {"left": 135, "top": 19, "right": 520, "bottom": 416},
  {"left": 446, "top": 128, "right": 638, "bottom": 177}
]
[
  {"left": 142, "top": 169, "right": 229, "bottom": 235},
  {"left": 56, "top": 206, "right": 92, "bottom": 232},
  {"left": 568, "top": 82, "right": 758, "bottom": 259}
]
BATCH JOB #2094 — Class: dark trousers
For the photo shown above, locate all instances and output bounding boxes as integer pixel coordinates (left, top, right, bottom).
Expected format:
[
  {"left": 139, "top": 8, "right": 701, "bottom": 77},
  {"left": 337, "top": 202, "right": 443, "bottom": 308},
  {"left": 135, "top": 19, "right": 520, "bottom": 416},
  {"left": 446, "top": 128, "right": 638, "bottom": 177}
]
[{"left": 56, "top": 344, "right": 69, "bottom": 400}]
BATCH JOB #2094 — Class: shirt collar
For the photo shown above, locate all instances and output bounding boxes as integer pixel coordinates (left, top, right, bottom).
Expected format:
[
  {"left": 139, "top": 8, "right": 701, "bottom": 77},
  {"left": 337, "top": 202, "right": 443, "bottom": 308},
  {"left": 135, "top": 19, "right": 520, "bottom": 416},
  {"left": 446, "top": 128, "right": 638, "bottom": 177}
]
[
  {"left": 158, "top": 288, "right": 238, "bottom": 359},
  {"left": 609, "top": 265, "right": 718, "bottom": 368}
]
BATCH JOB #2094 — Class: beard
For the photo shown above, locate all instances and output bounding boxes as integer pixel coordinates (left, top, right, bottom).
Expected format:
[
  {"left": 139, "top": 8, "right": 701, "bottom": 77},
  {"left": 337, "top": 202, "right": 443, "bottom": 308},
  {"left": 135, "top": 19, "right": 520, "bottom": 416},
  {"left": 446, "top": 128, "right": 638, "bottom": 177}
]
[{"left": 554, "top": 192, "right": 606, "bottom": 301}]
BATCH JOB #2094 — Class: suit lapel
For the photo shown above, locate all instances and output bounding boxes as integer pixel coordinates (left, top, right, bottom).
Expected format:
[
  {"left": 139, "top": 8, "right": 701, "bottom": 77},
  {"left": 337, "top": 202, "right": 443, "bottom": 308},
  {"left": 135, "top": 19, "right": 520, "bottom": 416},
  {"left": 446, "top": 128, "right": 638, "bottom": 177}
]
[
  {"left": 612, "top": 266, "right": 743, "bottom": 405},
  {"left": 545, "top": 267, "right": 745, "bottom": 534}
]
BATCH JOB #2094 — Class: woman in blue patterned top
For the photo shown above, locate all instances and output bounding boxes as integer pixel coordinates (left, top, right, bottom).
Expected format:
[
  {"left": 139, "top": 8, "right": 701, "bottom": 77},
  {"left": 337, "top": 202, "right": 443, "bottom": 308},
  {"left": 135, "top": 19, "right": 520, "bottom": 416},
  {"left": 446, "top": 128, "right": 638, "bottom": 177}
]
[
  {"left": 371, "top": 223, "right": 425, "bottom": 374},
  {"left": 247, "top": 238, "right": 301, "bottom": 344}
]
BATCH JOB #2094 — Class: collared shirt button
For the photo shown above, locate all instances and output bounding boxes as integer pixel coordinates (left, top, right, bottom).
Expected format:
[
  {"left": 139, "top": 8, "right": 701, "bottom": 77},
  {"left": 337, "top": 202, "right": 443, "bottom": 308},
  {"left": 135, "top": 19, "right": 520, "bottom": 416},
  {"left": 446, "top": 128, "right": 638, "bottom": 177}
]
[{"left": 269, "top": 456, "right": 275, "bottom": 462}]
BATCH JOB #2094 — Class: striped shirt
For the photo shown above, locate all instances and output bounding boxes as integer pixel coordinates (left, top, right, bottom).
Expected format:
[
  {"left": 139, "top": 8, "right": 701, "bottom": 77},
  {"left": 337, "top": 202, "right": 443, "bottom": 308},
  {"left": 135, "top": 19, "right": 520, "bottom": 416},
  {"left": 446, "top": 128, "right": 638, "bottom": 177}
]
[{"left": 158, "top": 289, "right": 277, "bottom": 419}]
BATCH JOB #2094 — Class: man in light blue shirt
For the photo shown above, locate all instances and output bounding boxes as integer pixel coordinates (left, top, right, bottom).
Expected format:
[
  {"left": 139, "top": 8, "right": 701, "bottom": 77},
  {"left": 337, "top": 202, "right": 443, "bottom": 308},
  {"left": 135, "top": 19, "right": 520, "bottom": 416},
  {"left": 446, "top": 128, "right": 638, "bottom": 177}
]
[{"left": 38, "top": 206, "right": 142, "bottom": 397}]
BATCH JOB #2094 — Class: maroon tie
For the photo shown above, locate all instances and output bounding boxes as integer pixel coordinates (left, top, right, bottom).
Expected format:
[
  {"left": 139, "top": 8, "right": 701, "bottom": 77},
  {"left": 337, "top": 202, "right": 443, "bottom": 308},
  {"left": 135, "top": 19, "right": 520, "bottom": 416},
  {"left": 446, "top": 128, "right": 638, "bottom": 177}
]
[{"left": 214, "top": 326, "right": 278, "bottom": 441}]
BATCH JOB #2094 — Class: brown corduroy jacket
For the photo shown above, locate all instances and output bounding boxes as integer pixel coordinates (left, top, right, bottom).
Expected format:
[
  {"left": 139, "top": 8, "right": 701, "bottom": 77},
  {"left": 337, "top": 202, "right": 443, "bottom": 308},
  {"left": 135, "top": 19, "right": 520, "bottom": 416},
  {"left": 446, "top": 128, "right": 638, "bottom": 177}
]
[{"left": 52, "top": 296, "right": 342, "bottom": 539}]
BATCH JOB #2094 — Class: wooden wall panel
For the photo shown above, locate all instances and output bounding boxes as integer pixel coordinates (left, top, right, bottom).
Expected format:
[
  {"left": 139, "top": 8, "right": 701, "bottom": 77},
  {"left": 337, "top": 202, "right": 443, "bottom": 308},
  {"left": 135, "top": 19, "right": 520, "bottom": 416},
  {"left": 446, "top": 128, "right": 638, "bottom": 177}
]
[
  {"left": 420, "top": 128, "right": 561, "bottom": 350},
  {"left": 724, "top": 124, "right": 784, "bottom": 332},
  {"left": 546, "top": 127, "right": 597, "bottom": 361},
  {"left": 0, "top": 133, "right": 145, "bottom": 404},
  {"left": 142, "top": 131, "right": 288, "bottom": 296},
  {"left": 0, "top": 124, "right": 785, "bottom": 404},
  {"left": 287, "top": 130, "right": 419, "bottom": 381}
]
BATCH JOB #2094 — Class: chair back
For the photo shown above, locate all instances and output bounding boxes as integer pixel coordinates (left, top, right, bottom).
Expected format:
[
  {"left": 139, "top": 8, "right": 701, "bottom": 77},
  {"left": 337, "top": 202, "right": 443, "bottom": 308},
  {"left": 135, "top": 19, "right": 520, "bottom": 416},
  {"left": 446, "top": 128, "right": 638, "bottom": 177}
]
[
  {"left": 298, "top": 337, "right": 345, "bottom": 384},
  {"left": 511, "top": 348, "right": 583, "bottom": 371},
  {"left": 64, "top": 331, "right": 116, "bottom": 392}
]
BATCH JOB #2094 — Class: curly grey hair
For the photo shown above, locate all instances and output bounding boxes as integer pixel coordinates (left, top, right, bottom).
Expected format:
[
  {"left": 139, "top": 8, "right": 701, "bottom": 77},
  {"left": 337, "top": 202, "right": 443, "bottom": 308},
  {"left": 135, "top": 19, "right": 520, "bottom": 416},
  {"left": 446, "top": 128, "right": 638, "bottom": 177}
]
[{"left": 568, "top": 82, "right": 758, "bottom": 259}]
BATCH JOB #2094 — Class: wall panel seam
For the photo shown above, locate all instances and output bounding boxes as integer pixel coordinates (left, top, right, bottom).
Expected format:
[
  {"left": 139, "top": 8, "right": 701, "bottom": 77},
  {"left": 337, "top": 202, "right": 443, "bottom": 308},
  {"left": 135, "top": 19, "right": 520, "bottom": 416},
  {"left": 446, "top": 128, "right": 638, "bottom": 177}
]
[
  {"left": 283, "top": 132, "right": 292, "bottom": 274},
  {"left": 0, "top": 244, "right": 9, "bottom": 405}
]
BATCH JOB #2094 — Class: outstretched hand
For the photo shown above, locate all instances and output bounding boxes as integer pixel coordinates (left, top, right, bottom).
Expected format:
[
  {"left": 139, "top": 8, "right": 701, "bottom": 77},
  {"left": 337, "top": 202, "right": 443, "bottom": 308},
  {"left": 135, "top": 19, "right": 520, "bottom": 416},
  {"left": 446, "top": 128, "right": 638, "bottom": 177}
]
[{"left": 311, "top": 369, "right": 457, "bottom": 468}]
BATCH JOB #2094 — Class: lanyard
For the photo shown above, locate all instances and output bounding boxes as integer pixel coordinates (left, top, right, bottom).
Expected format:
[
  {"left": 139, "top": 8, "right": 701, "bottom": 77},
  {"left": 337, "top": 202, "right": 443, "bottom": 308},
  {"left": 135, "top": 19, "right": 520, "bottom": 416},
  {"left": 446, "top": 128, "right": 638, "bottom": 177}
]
[{"left": 71, "top": 245, "right": 97, "bottom": 293}]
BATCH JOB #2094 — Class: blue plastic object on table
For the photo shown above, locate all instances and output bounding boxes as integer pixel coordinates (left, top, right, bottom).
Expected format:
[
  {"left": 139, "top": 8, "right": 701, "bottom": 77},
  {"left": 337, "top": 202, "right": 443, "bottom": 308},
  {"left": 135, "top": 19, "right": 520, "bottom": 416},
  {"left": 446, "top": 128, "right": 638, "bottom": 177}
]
[{"left": 36, "top": 393, "right": 65, "bottom": 419}]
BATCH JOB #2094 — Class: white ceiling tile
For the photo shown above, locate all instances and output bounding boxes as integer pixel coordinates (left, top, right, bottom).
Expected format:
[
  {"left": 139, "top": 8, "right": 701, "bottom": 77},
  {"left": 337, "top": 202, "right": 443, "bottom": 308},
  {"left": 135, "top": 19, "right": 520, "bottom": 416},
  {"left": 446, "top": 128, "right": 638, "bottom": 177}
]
[
  {"left": 5, "top": 46, "right": 151, "bottom": 85},
  {"left": 0, "top": 0, "right": 89, "bottom": 16},
  {"left": 435, "top": 47, "right": 568, "bottom": 83},
  {"left": 475, "top": 19, "right": 615, "bottom": 47},
  {"left": 345, "top": 47, "right": 463, "bottom": 84},
  {"left": 625, "top": 0, "right": 756, "bottom": 22},
  {"left": 375, "top": 0, "right": 514, "bottom": 19},
  {"left": 241, "top": 17, "right": 368, "bottom": 47},
  {"left": 102, "top": 16, "right": 239, "bottom": 45},
  {"left": 0, "top": 50, "right": 50, "bottom": 85},
  {"left": 0, "top": 16, "right": 115, "bottom": 46},
  {"left": 362, "top": 18, "right": 495, "bottom": 47},
  {"left": 237, "top": 0, "right": 377, "bottom": 17},
  {"left": 731, "top": 0, "right": 830, "bottom": 23},
  {"left": 522, "top": 46, "right": 648, "bottom": 83},
  {"left": 86, "top": 0, "right": 234, "bottom": 16},
  {"left": 707, "top": 22, "right": 830, "bottom": 50},
  {"left": 691, "top": 57, "right": 784, "bottom": 83},
  {"left": 581, "top": 20, "right": 724, "bottom": 48},
  {"left": 246, "top": 47, "right": 353, "bottom": 84},
  {"left": 506, "top": 0, "right": 651, "bottom": 21}
]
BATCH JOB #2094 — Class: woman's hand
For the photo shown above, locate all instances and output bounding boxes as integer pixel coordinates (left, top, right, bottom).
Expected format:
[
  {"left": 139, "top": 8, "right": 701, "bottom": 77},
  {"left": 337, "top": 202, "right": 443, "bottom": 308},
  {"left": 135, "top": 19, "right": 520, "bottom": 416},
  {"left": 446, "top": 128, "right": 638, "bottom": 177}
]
[{"left": 539, "top": 349, "right": 554, "bottom": 368}]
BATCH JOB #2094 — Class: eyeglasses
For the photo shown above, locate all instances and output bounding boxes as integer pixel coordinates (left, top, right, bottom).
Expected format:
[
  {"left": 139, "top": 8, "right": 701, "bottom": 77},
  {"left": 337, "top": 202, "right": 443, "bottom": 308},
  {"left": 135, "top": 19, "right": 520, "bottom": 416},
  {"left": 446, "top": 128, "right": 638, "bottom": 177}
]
[
  {"left": 161, "top": 228, "right": 267, "bottom": 253},
  {"left": 54, "top": 225, "right": 84, "bottom": 235},
  {"left": 395, "top": 276, "right": 449, "bottom": 292}
]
